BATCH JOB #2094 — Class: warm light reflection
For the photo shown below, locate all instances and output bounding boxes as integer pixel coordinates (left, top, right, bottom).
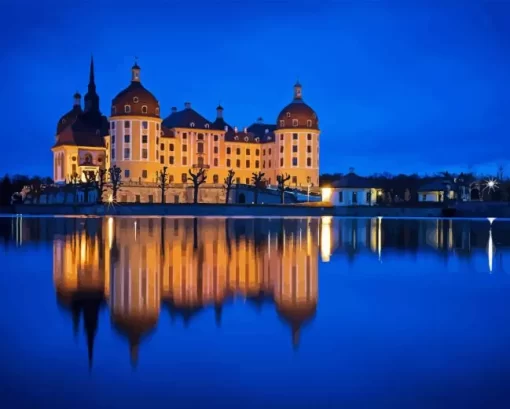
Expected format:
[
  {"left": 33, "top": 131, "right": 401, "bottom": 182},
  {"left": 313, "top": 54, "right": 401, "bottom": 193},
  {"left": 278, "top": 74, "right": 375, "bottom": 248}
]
[
  {"left": 321, "top": 187, "right": 332, "bottom": 202},
  {"left": 107, "top": 217, "right": 113, "bottom": 250},
  {"left": 488, "top": 228, "right": 495, "bottom": 273},
  {"left": 321, "top": 216, "right": 332, "bottom": 262},
  {"left": 377, "top": 216, "right": 382, "bottom": 261}
]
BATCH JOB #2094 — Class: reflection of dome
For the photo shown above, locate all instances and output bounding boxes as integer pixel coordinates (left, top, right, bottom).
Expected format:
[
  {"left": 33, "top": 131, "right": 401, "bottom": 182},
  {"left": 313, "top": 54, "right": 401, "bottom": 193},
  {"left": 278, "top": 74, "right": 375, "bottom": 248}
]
[
  {"left": 111, "top": 63, "right": 160, "bottom": 118},
  {"left": 276, "top": 82, "right": 318, "bottom": 130},
  {"left": 277, "top": 302, "right": 317, "bottom": 348},
  {"left": 111, "top": 313, "right": 159, "bottom": 367}
]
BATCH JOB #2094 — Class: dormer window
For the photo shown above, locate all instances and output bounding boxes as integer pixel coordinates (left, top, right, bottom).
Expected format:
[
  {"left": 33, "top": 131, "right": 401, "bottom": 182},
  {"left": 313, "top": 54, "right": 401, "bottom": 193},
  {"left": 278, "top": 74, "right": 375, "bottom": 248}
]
[
  {"left": 307, "top": 119, "right": 312, "bottom": 127},
  {"left": 155, "top": 107, "right": 160, "bottom": 115},
  {"left": 292, "top": 119, "right": 298, "bottom": 127},
  {"left": 244, "top": 136, "right": 249, "bottom": 142},
  {"left": 133, "top": 96, "right": 139, "bottom": 103},
  {"left": 190, "top": 122, "right": 195, "bottom": 128},
  {"left": 112, "top": 106, "right": 116, "bottom": 114},
  {"left": 141, "top": 105, "right": 148, "bottom": 114},
  {"left": 205, "top": 124, "right": 210, "bottom": 129},
  {"left": 286, "top": 112, "right": 291, "bottom": 118},
  {"left": 124, "top": 105, "right": 131, "bottom": 113},
  {"left": 61, "top": 119, "right": 66, "bottom": 124},
  {"left": 279, "top": 120, "right": 285, "bottom": 127},
  {"left": 255, "top": 137, "right": 260, "bottom": 142},
  {"left": 234, "top": 135, "right": 239, "bottom": 141}
]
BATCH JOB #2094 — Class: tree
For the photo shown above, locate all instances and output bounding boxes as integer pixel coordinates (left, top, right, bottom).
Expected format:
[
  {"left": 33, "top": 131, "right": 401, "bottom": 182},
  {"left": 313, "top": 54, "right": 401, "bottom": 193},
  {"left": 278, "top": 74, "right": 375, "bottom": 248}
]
[
  {"left": 223, "top": 169, "right": 235, "bottom": 204},
  {"left": 0, "top": 175, "right": 12, "bottom": 206},
  {"left": 108, "top": 165, "right": 122, "bottom": 202},
  {"left": 188, "top": 168, "right": 207, "bottom": 204},
  {"left": 81, "top": 171, "right": 96, "bottom": 203},
  {"left": 157, "top": 166, "right": 170, "bottom": 204},
  {"left": 94, "top": 168, "right": 108, "bottom": 204},
  {"left": 404, "top": 188, "right": 411, "bottom": 202},
  {"left": 251, "top": 171, "right": 265, "bottom": 204},
  {"left": 276, "top": 173, "right": 291, "bottom": 204},
  {"left": 29, "top": 176, "right": 43, "bottom": 204}
]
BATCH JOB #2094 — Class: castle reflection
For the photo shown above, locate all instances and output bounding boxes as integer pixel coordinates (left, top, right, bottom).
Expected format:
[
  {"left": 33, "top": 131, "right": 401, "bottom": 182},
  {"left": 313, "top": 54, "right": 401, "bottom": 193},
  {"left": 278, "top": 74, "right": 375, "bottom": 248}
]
[{"left": 52, "top": 217, "right": 320, "bottom": 367}]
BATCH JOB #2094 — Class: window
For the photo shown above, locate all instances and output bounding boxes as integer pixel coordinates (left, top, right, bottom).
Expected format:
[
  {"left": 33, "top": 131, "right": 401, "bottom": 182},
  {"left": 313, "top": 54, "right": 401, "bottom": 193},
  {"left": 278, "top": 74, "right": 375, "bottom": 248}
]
[
  {"left": 174, "top": 194, "right": 179, "bottom": 203},
  {"left": 205, "top": 124, "right": 210, "bottom": 129},
  {"left": 226, "top": 147, "right": 231, "bottom": 154},
  {"left": 307, "top": 133, "right": 312, "bottom": 140},
  {"left": 236, "top": 177, "right": 241, "bottom": 184},
  {"left": 279, "top": 120, "right": 284, "bottom": 127},
  {"left": 142, "top": 135, "right": 148, "bottom": 144},
  {"left": 148, "top": 195, "right": 154, "bottom": 203},
  {"left": 244, "top": 178, "right": 249, "bottom": 184},
  {"left": 214, "top": 146, "right": 218, "bottom": 154},
  {"left": 286, "top": 112, "right": 291, "bottom": 118},
  {"left": 182, "top": 133, "right": 187, "bottom": 139},
  {"left": 125, "top": 169, "right": 130, "bottom": 178},
  {"left": 292, "top": 176, "right": 297, "bottom": 184},
  {"left": 111, "top": 122, "right": 116, "bottom": 130},
  {"left": 366, "top": 191, "right": 371, "bottom": 203},
  {"left": 183, "top": 145, "right": 187, "bottom": 152},
  {"left": 293, "top": 146, "right": 298, "bottom": 153},
  {"left": 181, "top": 173, "right": 187, "bottom": 183},
  {"left": 141, "top": 105, "right": 148, "bottom": 114},
  {"left": 198, "top": 134, "right": 204, "bottom": 140},
  {"left": 227, "top": 159, "right": 231, "bottom": 167},
  {"left": 156, "top": 107, "right": 159, "bottom": 115},
  {"left": 124, "top": 134, "right": 130, "bottom": 143},
  {"left": 292, "top": 119, "right": 298, "bottom": 127},
  {"left": 280, "top": 158, "right": 284, "bottom": 166},
  {"left": 352, "top": 192, "right": 358, "bottom": 204},
  {"left": 263, "top": 149, "right": 266, "bottom": 155},
  {"left": 135, "top": 195, "right": 140, "bottom": 203},
  {"left": 338, "top": 191, "right": 343, "bottom": 203},
  {"left": 142, "top": 170, "right": 148, "bottom": 179},
  {"left": 280, "top": 146, "right": 284, "bottom": 153},
  {"left": 214, "top": 135, "right": 219, "bottom": 141},
  {"left": 246, "top": 160, "right": 250, "bottom": 168},
  {"left": 111, "top": 149, "right": 116, "bottom": 160},
  {"left": 236, "top": 159, "right": 241, "bottom": 168},
  {"left": 142, "top": 121, "right": 148, "bottom": 129},
  {"left": 214, "top": 158, "right": 218, "bottom": 166},
  {"left": 160, "top": 143, "right": 164, "bottom": 150},
  {"left": 133, "top": 96, "right": 139, "bottom": 103},
  {"left": 236, "top": 148, "right": 241, "bottom": 155},
  {"left": 124, "top": 121, "right": 130, "bottom": 128},
  {"left": 160, "top": 155, "right": 164, "bottom": 164},
  {"left": 307, "top": 145, "right": 312, "bottom": 153},
  {"left": 156, "top": 137, "right": 159, "bottom": 145},
  {"left": 307, "top": 157, "right": 311, "bottom": 167},
  {"left": 307, "top": 120, "right": 312, "bottom": 127},
  {"left": 256, "top": 149, "right": 260, "bottom": 155},
  {"left": 255, "top": 160, "right": 259, "bottom": 168},
  {"left": 269, "top": 149, "right": 272, "bottom": 154},
  {"left": 142, "top": 148, "right": 148, "bottom": 159},
  {"left": 156, "top": 123, "right": 159, "bottom": 131},
  {"left": 169, "top": 156, "right": 174, "bottom": 164},
  {"left": 190, "top": 122, "right": 195, "bottom": 127},
  {"left": 197, "top": 157, "right": 204, "bottom": 167},
  {"left": 246, "top": 149, "right": 251, "bottom": 155},
  {"left": 124, "top": 148, "right": 130, "bottom": 159},
  {"left": 280, "top": 134, "right": 284, "bottom": 141},
  {"left": 72, "top": 164, "right": 77, "bottom": 174},
  {"left": 269, "top": 160, "right": 271, "bottom": 167},
  {"left": 112, "top": 134, "right": 116, "bottom": 144},
  {"left": 197, "top": 143, "right": 204, "bottom": 154},
  {"left": 213, "top": 175, "right": 219, "bottom": 184},
  {"left": 125, "top": 105, "right": 131, "bottom": 113},
  {"left": 169, "top": 175, "right": 174, "bottom": 183},
  {"left": 293, "top": 133, "right": 298, "bottom": 140},
  {"left": 183, "top": 157, "right": 187, "bottom": 165},
  {"left": 156, "top": 150, "right": 159, "bottom": 158},
  {"left": 169, "top": 144, "right": 174, "bottom": 151},
  {"left": 292, "top": 157, "right": 298, "bottom": 166}
]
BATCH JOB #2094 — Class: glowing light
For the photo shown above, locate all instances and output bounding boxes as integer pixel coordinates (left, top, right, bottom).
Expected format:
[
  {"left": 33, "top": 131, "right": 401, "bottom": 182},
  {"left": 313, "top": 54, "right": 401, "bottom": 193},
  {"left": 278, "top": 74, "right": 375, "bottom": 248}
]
[
  {"left": 377, "top": 190, "right": 383, "bottom": 196},
  {"left": 488, "top": 217, "right": 496, "bottom": 226},
  {"left": 377, "top": 216, "right": 382, "bottom": 261},
  {"left": 483, "top": 178, "right": 499, "bottom": 194},
  {"left": 108, "top": 194, "right": 113, "bottom": 203},
  {"left": 108, "top": 217, "right": 114, "bottom": 249},
  {"left": 488, "top": 228, "right": 495, "bottom": 273},
  {"left": 321, "top": 216, "right": 332, "bottom": 262},
  {"left": 321, "top": 187, "right": 333, "bottom": 202}
]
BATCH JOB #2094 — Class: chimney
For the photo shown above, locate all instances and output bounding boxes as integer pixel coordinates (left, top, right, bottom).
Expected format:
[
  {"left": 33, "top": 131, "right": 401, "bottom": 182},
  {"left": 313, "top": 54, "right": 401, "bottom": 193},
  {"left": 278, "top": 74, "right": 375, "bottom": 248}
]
[
  {"left": 171, "top": 106, "right": 177, "bottom": 113},
  {"left": 257, "top": 117, "right": 263, "bottom": 124},
  {"left": 184, "top": 102, "right": 191, "bottom": 109},
  {"left": 234, "top": 126, "right": 238, "bottom": 133}
]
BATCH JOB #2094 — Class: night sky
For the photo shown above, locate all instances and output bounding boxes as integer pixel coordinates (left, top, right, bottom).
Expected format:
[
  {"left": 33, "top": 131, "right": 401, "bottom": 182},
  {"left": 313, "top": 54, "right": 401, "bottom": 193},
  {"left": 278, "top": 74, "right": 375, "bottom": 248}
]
[{"left": 2, "top": 0, "right": 510, "bottom": 177}]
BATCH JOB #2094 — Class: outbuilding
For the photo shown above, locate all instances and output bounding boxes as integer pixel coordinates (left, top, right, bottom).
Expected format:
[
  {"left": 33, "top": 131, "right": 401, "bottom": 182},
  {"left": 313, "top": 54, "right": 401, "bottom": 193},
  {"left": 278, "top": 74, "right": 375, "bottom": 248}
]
[{"left": 321, "top": 172, "right": 383, "bottom": 206}]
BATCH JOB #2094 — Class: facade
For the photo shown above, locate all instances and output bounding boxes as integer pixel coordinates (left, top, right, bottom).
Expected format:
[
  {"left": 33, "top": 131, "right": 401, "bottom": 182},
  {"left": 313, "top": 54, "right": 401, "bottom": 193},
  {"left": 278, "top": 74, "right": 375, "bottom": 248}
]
[
  {"left": 322, "top": 172, "right": 382, "bottom": 206},
  {"left": 52, "top": 58, "right": 320, "bottom": 201}
]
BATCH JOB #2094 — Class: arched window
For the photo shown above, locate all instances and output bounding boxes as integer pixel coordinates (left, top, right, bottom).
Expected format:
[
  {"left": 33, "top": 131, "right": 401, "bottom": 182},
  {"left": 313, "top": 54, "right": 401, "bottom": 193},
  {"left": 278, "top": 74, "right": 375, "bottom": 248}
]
[
  {"left": 205, "top": 124, "right": 210, "bottom": 129},
  {"left": 141, "top": 105, "right": 148, "bottom": 114},
  {"left": 286, "top": 112, "right": 291, "bottom": 118},
  {"left": 197, "top": 156, "right": 204, "bottom": 167},
  {"left": 279, "top": 120, "right": 285, "bottom": 127},
  {"left": 307, "top": 120, "right": 312, "bottom": 127},
  {"left": 213, "top": 174, "right": 219, "bottom": 184},
  {"left": 190, "top": 122, "right": 195, "bottom": 127},
  {"left": 292, "top": 119, "right": 298, "bottom": 127},
  {"left": 124, "top": 105, "right": 131, "bottom": 113}
]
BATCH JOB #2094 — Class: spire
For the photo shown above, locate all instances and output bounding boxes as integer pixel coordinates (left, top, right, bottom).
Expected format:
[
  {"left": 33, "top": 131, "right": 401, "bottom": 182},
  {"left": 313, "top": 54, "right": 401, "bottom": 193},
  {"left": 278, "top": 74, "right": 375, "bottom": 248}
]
[
  {"left": 84, "top": 55, "right": 100, "bottom": 112},
  {"left": 293, "top": 80, "right": 302, "bottom": 101},
  {"left": 89, "top": 56, "right": 95, "bottom": 88},
  {"left": 131, "top": 57, "right": 141, "bottom": 82}
]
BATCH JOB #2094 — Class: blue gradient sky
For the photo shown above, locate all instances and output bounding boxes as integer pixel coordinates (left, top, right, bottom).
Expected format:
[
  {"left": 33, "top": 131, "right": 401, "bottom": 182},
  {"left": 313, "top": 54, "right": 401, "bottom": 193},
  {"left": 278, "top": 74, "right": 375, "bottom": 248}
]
[{"left": 1, "top": 0, "right": 510, "bottom": 177}]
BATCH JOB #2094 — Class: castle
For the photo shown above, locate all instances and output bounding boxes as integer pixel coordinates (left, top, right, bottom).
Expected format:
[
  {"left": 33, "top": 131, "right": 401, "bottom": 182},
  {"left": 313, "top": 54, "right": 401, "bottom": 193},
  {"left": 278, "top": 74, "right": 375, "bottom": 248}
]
[{"left": 52, "top": 58, "right": 320, "bottom": 203}]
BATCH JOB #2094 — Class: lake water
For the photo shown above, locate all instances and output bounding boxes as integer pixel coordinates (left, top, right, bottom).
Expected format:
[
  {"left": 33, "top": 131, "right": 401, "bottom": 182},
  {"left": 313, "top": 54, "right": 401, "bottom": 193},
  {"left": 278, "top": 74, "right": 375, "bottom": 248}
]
[{"left": 1, "top": 216, "right": 510, "bottom": 408}]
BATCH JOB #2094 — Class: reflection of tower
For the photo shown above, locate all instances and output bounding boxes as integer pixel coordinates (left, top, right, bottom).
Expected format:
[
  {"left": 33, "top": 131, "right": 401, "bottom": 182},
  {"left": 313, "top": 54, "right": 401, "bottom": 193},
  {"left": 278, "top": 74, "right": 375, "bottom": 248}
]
[
  {"left": 110, "top": 218, "right": 161, "bottom": 367},
  {"left": 53, "top": 221, "right": 106, "bottom": 369},
  {"left": 275, "top": 219, "right": 318, "bottom": 347}
]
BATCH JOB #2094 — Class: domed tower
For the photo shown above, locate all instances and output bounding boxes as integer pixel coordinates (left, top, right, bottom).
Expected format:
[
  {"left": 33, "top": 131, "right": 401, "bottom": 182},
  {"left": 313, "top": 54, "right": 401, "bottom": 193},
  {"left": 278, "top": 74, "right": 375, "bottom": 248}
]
[
  {"left": 110, "top": 60, "right": 162, "bottom": 184},
  {"left": 275, "top": 81, "right": 320, "bottom": 188}
]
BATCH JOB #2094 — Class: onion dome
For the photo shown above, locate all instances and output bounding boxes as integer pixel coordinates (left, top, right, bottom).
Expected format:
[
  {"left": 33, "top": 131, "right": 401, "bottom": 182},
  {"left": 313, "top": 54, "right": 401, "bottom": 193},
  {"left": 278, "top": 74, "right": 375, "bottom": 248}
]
[
  {"left": 111, "top": 61, "right": 160, "bottom": 118},
  {"left": 276, "top": 81, "right": 319, "bottom": 130},
  {"left": 56, "top": 91, "right": 83, "bottom": 135}
]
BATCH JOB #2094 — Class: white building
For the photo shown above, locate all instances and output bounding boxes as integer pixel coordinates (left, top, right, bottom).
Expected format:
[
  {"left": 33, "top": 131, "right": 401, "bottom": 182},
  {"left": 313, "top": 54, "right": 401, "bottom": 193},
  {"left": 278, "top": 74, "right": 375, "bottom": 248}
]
[
  {"left": 322, "top": 173, "right": 382, "bottom": 206},
  {"left": 418, "top": 181, "right": 456, "bottom": 202}
]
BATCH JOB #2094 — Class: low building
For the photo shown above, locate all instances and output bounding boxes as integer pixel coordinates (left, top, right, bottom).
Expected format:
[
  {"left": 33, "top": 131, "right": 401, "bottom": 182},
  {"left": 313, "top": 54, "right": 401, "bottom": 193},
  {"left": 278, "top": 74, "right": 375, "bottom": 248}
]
[
  {"left": 417, "top": 181, "right": 456, "bottom": 202},
  {"left": 321, "top": 172, "right": 382, "bottom": 206}
]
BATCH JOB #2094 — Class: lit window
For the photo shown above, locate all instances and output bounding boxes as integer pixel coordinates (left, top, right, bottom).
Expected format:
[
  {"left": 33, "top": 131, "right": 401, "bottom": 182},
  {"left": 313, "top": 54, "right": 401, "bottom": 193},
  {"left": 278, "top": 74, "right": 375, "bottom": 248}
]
[
  {"left": 279, "top": 120, "right": 284, "bottom": 127},
  {"left": 292, "top": 157, "right": 298, "bottom": 166},
  {"left": 124, "top": 105, "right": 131, "bottom": 113},
  {"left": 124, "top": 121, "right": 130, "bottom": 128},
  {"left": 124, "top": 134, "right": 130, "bottom": 143},
  {"left": 142, "top": 121, "right": 148, "bottom": 129},
  {"left": 142, "top": 170, "right": 147, "bottom": 178}
]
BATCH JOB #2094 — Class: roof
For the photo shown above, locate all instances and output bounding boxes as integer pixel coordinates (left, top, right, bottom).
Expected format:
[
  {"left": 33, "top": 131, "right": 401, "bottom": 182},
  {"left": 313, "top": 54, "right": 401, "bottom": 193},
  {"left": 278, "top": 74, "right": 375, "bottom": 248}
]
[
  {"left": 56, "top": 105, "right": 82, "bottom": 135},
  {"left": 247, "top": 122, "right": 277, "bottom": 138},
  {"left": 112, "top": 81, "right": 160, "bottom": 118},
  {"left": 53, "top": 111, "right": 108, "bottom": 148},
  {"left": 210, "top": 116, "right": 233, "bottom": 131},
  {"left": 277, "top": 101, "right": 319, "bottom": 130},
  {"left": 331, "top": 173, "right": 377, "bottom": 189},
  {"left": 224, "top": 128, "right": 275, "bottom": 144},
  {"left": 418, "top": 180, "right": 456, "bottom": 192},
  {"left": 162, "top": 106, "right": 212, "bottom": 129}
]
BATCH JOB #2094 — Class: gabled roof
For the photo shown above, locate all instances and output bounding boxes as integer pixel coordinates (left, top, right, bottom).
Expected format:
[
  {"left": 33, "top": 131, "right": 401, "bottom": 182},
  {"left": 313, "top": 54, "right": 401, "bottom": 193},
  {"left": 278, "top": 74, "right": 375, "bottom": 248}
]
[
  {"left": 162, "top": 107, "right": 212, "bottom": 130},
  {"left": 331, "top": 173, "right": 377, "bottom": 189}
]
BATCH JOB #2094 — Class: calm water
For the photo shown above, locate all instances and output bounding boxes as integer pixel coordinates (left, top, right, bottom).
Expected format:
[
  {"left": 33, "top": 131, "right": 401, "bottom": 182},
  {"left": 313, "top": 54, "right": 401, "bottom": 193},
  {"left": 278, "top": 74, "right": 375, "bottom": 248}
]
[{"left": 1, "top": 216, "right": 510, "bottom": 408}]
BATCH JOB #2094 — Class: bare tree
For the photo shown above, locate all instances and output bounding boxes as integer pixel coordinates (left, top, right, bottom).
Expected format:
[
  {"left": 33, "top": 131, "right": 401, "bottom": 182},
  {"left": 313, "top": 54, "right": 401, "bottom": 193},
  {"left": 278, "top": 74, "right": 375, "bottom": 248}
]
[
  {"left": 29, "top": 176, "right": 43, "bottom": 204},
  {"left": 94, "top": 168, "right": 108, "bottom": 204},
  {"left": 157, "top": 166, "right": 170, "bottom": 204},
  {"left": 67, "top": 172, "right": 80, "bottom": 203},
  {"left": 224, "top": 169, "right": 235, "bottom": 204},
  {"left": 81, "top": 171, "right": 96, "bottom": 203},
  {"left": 276, "top": 173, "right": 291, "bottom": 204},
  {"left": 108, "top": 165, "right": 122, "bottom": 202},
  {"left": 188, "top": 168, "right": 207, "bottom": 204},
  {"left": 251, "top": 171, "right": 265, "bottom": 204}
]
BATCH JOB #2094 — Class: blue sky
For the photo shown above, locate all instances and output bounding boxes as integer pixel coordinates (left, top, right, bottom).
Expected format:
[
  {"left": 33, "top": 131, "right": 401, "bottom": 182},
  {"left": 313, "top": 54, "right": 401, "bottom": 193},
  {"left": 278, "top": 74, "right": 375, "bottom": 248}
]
[{"left": 1, "top": 0, "right": 509, "bottom": 177}]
